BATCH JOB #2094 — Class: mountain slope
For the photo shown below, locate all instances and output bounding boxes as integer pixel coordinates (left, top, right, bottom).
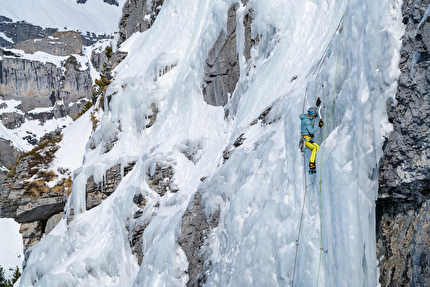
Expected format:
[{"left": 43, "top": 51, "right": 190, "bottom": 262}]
[
  {"left": 0, "top": 0, "right": 127, "bottom": 34},
  {"left": 20, "top": 0, "right": 403, "bottom": 286}
]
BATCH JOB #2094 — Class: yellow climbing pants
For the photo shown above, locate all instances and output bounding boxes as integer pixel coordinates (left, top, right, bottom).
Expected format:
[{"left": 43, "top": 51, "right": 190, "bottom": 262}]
[{"left": 303, "top": 135, "right": 319, "bottom": 164}]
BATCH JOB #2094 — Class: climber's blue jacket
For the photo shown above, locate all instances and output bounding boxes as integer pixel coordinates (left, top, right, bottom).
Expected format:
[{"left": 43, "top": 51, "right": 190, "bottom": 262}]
[{"left": 300, "top": 114, "right": 320, "bottom": 136}]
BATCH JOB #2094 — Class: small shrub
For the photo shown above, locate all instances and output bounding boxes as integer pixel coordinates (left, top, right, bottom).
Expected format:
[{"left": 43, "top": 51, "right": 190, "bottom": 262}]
[
  {"left": 51, "top": 184, "right": 65, "bottom": 194},
  {"left": 64, "top": 176, "right": 73, "bottom": 196},
  {"left": 38, "top": 171, "right": 58, "bottom": 182},
  {"left": 99, "top": 93, "right": 105, "bottom": 111},
  {"left": 73, "top": 101, "right": 94, "bottom": 121},
  {"left": 105, "top": 45, "right": 112, "bottom": 59},
  {"left": 90, "top": 111, "right": 99, "bottom": 127},
  {"left": 8, "top": 135, "right": 63, "bottom": 182},
  {"left": 95, "top": 74, "right": 111, "bottom": 88},
  {"left": 10, "top": 266, "right": 20, "bottom": 286},
  {"left": 0, "top": 265, "right": 21, "bottom": 287}
]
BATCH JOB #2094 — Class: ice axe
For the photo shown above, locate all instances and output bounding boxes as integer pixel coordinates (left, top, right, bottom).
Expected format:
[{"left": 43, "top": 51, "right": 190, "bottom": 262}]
[{"left": 318, "top": 105, "right": 325, "bottom": 121}]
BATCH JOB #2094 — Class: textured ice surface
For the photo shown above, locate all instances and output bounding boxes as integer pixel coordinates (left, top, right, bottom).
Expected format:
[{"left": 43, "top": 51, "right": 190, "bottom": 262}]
[{"left": 20, "top": 0, "right": 403, "bottom": 286}]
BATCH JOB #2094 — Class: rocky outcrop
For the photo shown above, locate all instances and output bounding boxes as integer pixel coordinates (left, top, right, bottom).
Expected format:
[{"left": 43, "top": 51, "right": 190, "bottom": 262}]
[
  {"left": 1, "top": 152, "right": 137, "bottom": 251},
  {"left": 0, "top": 138, "right": 21, "bottom": 169},
  {"left": 104, "top": 51, "right": 128, "bottom": 79},
  {"left": 0, "top": 50, "right": 92, "bottom": 116},
  {"left": 0, "top": 129, "right": 68, "bottom": 250},
  {"left": 86, "top": 162, "right": 136, "bottom": 210},
  {"left": 0, "top": 16, "right": 111, "bottom": 48},
  {"left": 0, "top": 111, "right": 25, "bottom": 129},
  {"left": 124, "top": 161, "right": 178, "bottom": 266},
  {"left": 179, "top": 192, "right": 219, "bottom": 287},
  {"left": 91, "top": 47, "right": 109, "bottom": 73},
  {"left": 377, "top": 0, "right": 430, "bottom": 286},
  {"left": 12, "top": 31, "right": 83, "bottom": 56},
  {"left": 202, "top": 3, "right": 254, "bottom": 107},
  {"left": 127, "top": 193, "right": 149, "bottom": 266},
  {"left": 91, "top": 45, "right": 128, "bottom": 77},
  {"left": 0, "top": 16, "right": 58, "bottom": 48},
  {"left": 146, "top": 163, "right": 177, "bottom": 195},
  {"left": 117, "top": 0, "right": 165, "bottom": 47}
]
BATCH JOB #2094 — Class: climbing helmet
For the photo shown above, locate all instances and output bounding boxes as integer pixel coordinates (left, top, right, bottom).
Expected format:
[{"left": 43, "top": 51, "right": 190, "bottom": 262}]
[{"left": 308, "top": 106, "right": 318, "bottom": 117}]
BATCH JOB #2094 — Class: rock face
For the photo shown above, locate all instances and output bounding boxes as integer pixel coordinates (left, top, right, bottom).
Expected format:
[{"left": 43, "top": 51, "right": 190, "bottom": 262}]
[
  {"left": 91, "top": 45, "right": 128, "bottom": 77},
  {"left": 202, "top": 3, "right": 253, "bottom": 107},
  {"left": 0, "top": 138, "right": 21, "bottom": 169},
  {"left": 179, "top": 192, "right": 219, "bottom": 287},
  {"left": 0, "top": 152, "right": 137, "bottom": 251},
  {"left": 377, "top": 0, "right": 430, "bottom": 286},
  {"left": 0, "top": 129, "right": 68, "bottom": 250},
  {"left": 0, "top": 16, "right": 111, "bottom": 48},
  {"left": 0, "top": 50, "right": 92, "bottom": 115},
  {"left": 12, "top": 31, "right": 83, "bottom": 56},
  {"left": 117, "top": 0, "right": 165, "bottom": 47},
  {"left": 86, "top": 162, "right": 136, "bottom": 210},
  {"left": 0, "top": 16, "right": 58, "bottom": 48}
]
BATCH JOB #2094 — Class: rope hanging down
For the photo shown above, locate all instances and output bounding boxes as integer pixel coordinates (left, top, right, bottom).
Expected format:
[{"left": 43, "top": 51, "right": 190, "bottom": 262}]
[
  {"left": 316, "top": 3, "right": 350, "bottom": 286},
  {"left": 291, "top": 153, "right": 311, "bottom": 287},
  {"left": 267, "top": 3, "right": 350, "bottom": 286}
]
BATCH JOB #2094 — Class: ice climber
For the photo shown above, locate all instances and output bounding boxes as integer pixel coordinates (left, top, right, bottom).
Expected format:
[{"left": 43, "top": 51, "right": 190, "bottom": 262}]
[{"left": 300, "top": 99, "right": 324, "bottom": 174}]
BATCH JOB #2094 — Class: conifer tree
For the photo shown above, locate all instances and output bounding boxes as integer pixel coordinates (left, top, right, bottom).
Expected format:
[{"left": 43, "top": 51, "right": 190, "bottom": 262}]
[
  {"left": 0, "top": 266, "right": 6, "bottom": 287},
  {"left": 10, "top": 266, "right": 20, "bottom": 285}
]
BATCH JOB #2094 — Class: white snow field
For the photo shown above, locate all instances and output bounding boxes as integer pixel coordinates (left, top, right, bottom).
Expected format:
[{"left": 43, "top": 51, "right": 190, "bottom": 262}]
[
  {"left": 0, "top": 0, "right": 127, "bottom": 34},
  {"left": 20, "top": 0, "right": 403, "bottom": 286},
  {"left": 0, "top": 218, "right": 23, "bottom": 280}
]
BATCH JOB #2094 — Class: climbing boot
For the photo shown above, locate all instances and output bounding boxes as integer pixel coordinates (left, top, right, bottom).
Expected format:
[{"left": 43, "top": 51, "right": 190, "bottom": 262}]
[{"left": 309, "top": 162, "right": 316, "bottom": 174}]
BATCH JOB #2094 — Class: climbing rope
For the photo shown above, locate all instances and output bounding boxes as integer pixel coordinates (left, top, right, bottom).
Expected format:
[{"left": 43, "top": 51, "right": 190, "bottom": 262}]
[
  {"left": 265, "top": 179, "right": 295, "bottom": 287},
  {"left": 267, "top": 3, "right": 350, "bottom": 285},
  {"left": 291, "top": 86, "right": 309, "bottom": 287},
  {"left": 266, "top": 88, "right": 306, "bottom": 287},
  {"left": 316, "top": 3, "right": 350, "bottom": 286},
  {"left": 291, "top": 153, "right": 311, "bottom": 287}
]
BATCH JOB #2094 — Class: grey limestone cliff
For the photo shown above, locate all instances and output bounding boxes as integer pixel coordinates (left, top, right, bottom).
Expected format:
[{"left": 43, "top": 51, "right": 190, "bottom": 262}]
[
  {"left": 0, "top": 16, "right": 112, "bottom": 48},
  {"left": 377, "top": 0, "right": 430, "bottom": 286},
  {"left": 117, "top": 0, "right": 165, "bottom": 47},
  {"left": 179, "top": 192, "right": 219, "bottom": 287},
  {"left": 12, "top": 31, "right": 83, "bottom": 56},
  {"left": 0, "top": 49, "right": 92, "bottom": 116},
  {"left": 202, "top": 2, "right": 253, "bottom": 107},
  {"left": 0, "top": 138, "right": 21, "bottom": 169},
  {"left": 0, "top": 16, "right": 58, "bottom": 48}
]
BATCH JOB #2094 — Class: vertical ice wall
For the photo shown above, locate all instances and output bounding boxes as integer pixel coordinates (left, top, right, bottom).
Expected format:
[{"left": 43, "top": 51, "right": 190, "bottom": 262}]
[{"left": 19, "top": 0, "right": 403, "bottom": 286}]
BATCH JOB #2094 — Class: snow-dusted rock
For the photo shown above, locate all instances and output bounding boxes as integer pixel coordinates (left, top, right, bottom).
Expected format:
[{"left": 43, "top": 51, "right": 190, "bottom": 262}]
[
  {"left": 12, "top": 31, "right": 83, "bottom": 56},
  {"left": 117, "top": 0, "right": 165, "bottom": 47},
  {"left": 202, "top": 2, "right": 253, "bottom": 107}
]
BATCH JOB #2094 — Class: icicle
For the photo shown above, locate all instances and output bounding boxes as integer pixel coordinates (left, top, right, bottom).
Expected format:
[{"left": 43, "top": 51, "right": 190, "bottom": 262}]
[
  {"left": 235, "top": 1, "right": 247, "bottom": 82},
  {"left": 417, "top": 4, "right": 430, "bottom": 33},
  {"left": 71, "top": 173, "right": 87, "bottom": 215}
]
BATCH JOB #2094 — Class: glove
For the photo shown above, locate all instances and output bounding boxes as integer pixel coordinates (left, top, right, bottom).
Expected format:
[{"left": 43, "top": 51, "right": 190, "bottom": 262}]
[
  {"left": 316, "top": 97, "right": 321, "bottom": 107},
  {"left": 318, "top": 119, "right": 324, "bottom": 128}
]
